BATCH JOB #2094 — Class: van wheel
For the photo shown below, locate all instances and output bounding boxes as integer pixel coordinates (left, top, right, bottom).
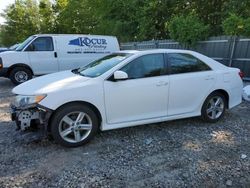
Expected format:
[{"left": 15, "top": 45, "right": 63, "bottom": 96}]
[
  {"left": 50, "top": 104, "right": 99, "bottom": 147},
  {"left": 201, "top": 92, "right": 226, "bottom": 123},
  {"left": 9, "top": 67, "right": 33, "bottom": 85}
]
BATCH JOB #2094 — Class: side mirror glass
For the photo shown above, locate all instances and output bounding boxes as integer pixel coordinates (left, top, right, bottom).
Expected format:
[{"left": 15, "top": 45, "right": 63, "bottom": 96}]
[{"left": 114, "top": 70, "right": 128, "bottom": 80}]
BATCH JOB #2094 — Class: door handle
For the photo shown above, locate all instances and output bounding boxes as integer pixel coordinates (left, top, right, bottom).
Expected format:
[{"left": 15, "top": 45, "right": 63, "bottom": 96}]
[
  {"left": 156, "top": 81, "right": 168, "bottom": 86},
  {"left": 54, "top": 52, "right": 57, "bottom": 58},
  {"left": 205, "top": 76, "right": 214, "bottom": 80}
]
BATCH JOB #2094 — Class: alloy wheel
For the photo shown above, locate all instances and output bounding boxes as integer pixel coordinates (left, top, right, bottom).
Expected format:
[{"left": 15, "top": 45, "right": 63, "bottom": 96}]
[
  {"left": 206, "top": 96, "right": 225, "bottom": 120},
  {"left": 59, "top": 111, "right": 92, "bottom": 143}
]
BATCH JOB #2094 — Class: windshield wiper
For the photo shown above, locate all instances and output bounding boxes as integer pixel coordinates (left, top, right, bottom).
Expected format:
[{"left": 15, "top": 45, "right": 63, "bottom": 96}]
[
  {"left": 72, "top": 69, "right": 89, "bottom": 77},
  {"left": 71, "top": 69, "right": 80, "bottom": 74}
]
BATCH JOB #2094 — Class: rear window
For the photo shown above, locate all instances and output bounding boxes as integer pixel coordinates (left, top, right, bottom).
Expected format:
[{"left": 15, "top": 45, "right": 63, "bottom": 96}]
[{"left": 168, "top": 53, "right": 211, "bottom": 74}]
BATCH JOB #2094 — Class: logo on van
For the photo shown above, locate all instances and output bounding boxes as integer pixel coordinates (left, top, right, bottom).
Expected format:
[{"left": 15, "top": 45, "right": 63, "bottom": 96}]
[{"left": 69, "top": 37, "right": 107, "bottom": 48}]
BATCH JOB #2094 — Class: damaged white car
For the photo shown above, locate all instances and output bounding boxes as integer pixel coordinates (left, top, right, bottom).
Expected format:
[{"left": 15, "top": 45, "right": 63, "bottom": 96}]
[
  {"left": 11, "top": 49, "right": 243, "bottom": 147},
  {"left": 243, "top": 85, "right": 250, "bottom": 102}
]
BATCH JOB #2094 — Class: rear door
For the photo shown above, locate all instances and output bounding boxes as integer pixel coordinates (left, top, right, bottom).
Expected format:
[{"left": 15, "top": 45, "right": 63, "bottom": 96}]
[
  {"left": 167, "top": 53, "right": 216, "bottom": 116},
  {"left": 26, "top": 36, "right": 59, "bottom": 75}
]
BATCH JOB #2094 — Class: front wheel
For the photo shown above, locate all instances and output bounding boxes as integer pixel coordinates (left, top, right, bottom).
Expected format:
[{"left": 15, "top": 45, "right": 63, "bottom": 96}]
[
  {"left": 50, "top": 104, "right": 99, "bottom": 147},
  {"left": 201, "top": 92, "right": 226, "bottom": 123}
]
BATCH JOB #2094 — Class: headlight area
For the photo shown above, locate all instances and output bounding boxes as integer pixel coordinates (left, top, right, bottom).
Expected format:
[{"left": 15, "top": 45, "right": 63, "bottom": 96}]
[
  {"left": 10, "top": 95, "right": 53, "bottom": 131},
  {"left": 11, "top": 95, "right": 47, "bottom": 109}
]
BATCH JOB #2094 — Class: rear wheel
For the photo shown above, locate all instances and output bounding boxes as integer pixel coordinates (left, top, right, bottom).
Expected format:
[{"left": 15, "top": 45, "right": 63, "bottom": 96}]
[
  {"left": 9, "top": 67, "right": 33, "bottom": 85},
  {"left": 201, "top": 92, "right": 226, "bottom": 123},
  {"left": 50, "top": 104, "right": 99, "bottom": 147}
]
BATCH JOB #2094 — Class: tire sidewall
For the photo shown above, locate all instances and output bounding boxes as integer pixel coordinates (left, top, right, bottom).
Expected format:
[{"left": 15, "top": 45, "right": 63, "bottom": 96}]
[
  {"left": 9, "top": 67, "right": 32, "bottom": 85},
  {"left": 201, "top": 92, "right": 226, "bottom": 123},
  {"left": 50, "top": 104, "right": 99, "bottom": 147}
]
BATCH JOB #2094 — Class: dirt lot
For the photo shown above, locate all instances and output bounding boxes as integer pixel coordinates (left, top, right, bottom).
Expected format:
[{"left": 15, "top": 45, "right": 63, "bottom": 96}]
[{"left": 0, "top": 78, "right": 250, "bottom": 188}]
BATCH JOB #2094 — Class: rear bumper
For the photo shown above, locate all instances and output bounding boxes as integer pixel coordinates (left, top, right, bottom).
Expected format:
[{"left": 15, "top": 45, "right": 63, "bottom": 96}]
[
  {"left": 243, "top": 85, "right": 250, "bottom": 102},
  {"left": 0, "top": 68, "right": 8, "bottom": 77}
]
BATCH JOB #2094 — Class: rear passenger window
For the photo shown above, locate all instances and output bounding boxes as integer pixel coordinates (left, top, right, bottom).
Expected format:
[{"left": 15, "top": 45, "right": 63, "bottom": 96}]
[
  {"left": 27, "top": 37, "right": 54, "bottom": 51},
  {"left": 168, "top": 53, "right": 211, "bottom": 74}
]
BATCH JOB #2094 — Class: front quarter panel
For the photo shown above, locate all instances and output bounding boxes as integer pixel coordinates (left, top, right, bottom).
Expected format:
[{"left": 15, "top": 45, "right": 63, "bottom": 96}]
[
  {"left": 0, "top": 51, "right": 30, "bottom": 68},
  {"left": 38, "top": 79, "right": 106, "bottom": 123}
]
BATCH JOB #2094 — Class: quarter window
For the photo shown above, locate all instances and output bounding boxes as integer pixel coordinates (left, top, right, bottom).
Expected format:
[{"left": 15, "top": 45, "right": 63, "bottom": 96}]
[
  {"left": 168, "top": 53, "right": 211, "bottom": 74},
  {"left": 120, "top": 54, "right": 165, "bottom": 79},
  {"left": 26, "top": 37, "right": 54, "bottom": 51}
]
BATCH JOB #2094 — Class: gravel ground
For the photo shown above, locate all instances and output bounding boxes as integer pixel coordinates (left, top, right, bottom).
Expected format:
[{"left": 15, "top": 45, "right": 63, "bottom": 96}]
[{"left": 0, "top": 78, "right": 250, "bottom": 188}]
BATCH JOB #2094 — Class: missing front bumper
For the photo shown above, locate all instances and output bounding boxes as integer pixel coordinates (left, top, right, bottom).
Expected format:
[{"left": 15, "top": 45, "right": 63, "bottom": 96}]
[{"left": 10, "top": 104, "right": 53, "bottom": 131}]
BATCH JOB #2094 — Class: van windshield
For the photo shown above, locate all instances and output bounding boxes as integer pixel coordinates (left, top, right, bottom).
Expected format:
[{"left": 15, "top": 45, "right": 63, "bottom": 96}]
[
  {"left": 16, "top": 36, "right": 36, "bottom": 51},
  {"left": 75, "top": 53, "right": 132, "bottom": 78}
]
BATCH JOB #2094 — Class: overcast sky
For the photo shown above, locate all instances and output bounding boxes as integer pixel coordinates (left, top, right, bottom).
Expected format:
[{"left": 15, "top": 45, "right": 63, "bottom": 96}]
[{"left": 0, "top": 0, "right": 15, "bottom": 24}]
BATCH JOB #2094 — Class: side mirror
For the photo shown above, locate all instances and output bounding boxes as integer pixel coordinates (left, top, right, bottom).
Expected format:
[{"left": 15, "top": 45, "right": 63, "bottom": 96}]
[{"left": 114, "top": 70, "right": 128, "bottom": 80}]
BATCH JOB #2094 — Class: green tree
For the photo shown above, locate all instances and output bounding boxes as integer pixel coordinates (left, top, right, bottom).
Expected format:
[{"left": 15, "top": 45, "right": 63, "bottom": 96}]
[
  {"left": 222, "top": 14, "right": 244, "bottom": 36},
  {"left": 1, "top": 0, "right": 40, "bottom": 46},
  {"left": 90, "top": 0, "right": 142, "bottom": 42},
  {"left": 136, "top": 0, "right": 175, "bottom": 41},
  {"left": 223, "top": 0, "right": 250, "bottom": 19},
  {"left": 222, "top": 14, "right": 250, "bottom": 37},
  {"left": 55, "top": 0, "right": 97, "bottom": 34},
  {"left": 189, "top": 0, "right": 227, "bottom": 36},
  {"left": 54, "top": 0, "right": 69, "bottom": 12},
  {"left": 39, "top": 0, "right": 55, "bottom": 33},
  {"left": 244, "top": 18, "right": 250, "bottom": 37},
  {"left": 0, "top": 25, "right": 5, "bottom": 46},
  {"left": 167, "top": 14, "right": 209, "bottom": 48},
  {"left": 53, "top": 0, "right": 69, "bottom": 33},
  {"left": 1, "top": 0, "right": 250, "bottom": 46}
]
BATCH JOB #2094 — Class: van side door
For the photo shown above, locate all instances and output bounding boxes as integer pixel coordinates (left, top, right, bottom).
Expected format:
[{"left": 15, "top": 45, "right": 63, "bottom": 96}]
[{"left": 25, "top": 37, "right": 59, "bottom": 75}]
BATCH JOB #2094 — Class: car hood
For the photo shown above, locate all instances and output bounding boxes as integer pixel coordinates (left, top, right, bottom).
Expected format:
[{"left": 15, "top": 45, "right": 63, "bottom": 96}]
[{"left": 12, "top": 70, "right": 91, "bottom": 95}]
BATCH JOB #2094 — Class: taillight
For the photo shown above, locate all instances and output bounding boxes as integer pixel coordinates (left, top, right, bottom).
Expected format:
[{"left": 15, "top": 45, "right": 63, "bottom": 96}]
[
  {"left": 239, "top": 71, "right": 244, "bottom": 79},
  {"left": 0, "top": 57, "right": 2, "bottom": 69}
]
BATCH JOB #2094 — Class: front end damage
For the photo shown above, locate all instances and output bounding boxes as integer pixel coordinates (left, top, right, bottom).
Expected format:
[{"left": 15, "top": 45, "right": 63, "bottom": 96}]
[{"left": 11, "top": 104, "right": 53, "bottom": 132}]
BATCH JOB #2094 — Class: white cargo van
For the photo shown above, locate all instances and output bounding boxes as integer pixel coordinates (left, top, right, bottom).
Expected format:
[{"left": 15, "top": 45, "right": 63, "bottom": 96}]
[{"left": 0, "top": 34, "right": 119, "bottom": 84}]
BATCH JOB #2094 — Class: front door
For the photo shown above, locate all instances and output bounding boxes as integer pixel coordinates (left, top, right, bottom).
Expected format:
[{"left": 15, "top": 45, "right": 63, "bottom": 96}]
[
  {"left": 104, "top": 53, "right": 169, "bottom": 124},
  {"left": 26, "top": 37, "right": 58, "bottom": 75}
]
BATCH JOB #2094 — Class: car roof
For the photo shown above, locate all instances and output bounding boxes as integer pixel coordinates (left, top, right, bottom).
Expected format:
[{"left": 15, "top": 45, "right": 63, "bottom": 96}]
[
  {"left": 136, "top": 49, "right": 196, "bottom": 54},
  {"left": 121, "top": 49, "right": 200, "bottom": 54},
  {"left": 117, "top": 50, "right": 139, "bottom": 54},
  {"left": 119, "top": 49, "right": 201, "bottom": 56}
]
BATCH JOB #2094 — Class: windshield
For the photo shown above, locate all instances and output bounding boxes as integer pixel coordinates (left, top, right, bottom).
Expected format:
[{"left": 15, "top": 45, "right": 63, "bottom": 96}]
[
  {"left": 16, "top": 36, "right": 36, "bottom": 51},
  {"left": 76, "top": 53, "right": 132, "bottom": 78},
  {"left": 9, "top": 43, "right": 20, "bottom": 50}
]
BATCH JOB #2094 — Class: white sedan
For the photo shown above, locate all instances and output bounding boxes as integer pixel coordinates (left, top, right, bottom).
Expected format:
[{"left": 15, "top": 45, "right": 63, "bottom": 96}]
[{"left": 11, "top": 49, "right": 243, "bottom": 147}]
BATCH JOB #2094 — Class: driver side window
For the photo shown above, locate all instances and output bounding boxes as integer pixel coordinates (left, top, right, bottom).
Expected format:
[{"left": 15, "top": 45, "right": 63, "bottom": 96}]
[
  {"left": 120, "top": 54, "right": 166, "bottom": 79},
  {"left": 26, "top": 37, "right": 54, "bottom": 51}
]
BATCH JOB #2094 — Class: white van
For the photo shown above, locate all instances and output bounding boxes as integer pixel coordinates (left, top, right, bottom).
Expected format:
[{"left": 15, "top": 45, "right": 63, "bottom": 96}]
[{"left": 0, "top": 34, "right": 119, "bottom": 84}]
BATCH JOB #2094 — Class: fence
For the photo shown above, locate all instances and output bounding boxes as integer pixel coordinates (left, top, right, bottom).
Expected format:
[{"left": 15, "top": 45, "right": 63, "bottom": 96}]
[{"left": 120, "top": 36, "right": 250, "bottom": 80}]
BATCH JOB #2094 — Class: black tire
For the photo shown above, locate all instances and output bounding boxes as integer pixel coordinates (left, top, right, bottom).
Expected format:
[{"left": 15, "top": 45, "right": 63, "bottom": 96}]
[
  {"left": 9, "top": 67, "right": 33, "bottom": 85},
  {"left": 50, "top": 103, "right": 99, "bottom": 147},
  {"left": 201, "top": 92, "right": 226, "bottom": 123}
]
